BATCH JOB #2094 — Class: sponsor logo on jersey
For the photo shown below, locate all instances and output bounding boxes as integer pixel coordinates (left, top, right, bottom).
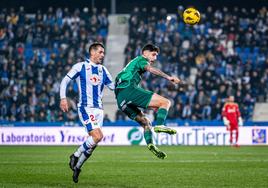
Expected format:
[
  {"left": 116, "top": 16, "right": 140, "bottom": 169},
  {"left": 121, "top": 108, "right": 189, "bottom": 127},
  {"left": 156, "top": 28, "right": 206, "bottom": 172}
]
[{"left": 90, "top": 74, "right": 101, "bottom": 85}]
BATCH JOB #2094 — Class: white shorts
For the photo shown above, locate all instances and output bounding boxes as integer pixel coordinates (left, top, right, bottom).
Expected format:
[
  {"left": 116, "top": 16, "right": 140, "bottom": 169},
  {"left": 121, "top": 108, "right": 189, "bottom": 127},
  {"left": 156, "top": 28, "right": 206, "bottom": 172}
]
[{"left": 78, "top": 107, "right": 104, "bottom": 132}]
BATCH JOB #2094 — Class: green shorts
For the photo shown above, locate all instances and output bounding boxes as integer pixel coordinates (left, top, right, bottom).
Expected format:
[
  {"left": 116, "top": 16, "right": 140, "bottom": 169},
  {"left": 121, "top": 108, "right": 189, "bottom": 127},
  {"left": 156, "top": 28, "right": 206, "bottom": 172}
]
[{"left": 115, "top": 85, "right": 154, "bottom": 120}]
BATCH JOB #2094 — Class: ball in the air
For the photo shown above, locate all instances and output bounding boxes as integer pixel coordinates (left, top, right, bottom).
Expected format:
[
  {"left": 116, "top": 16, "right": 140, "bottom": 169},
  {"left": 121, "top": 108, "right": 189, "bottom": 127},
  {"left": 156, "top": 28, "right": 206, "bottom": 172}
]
[{"left": 183, "top": 7, "right": 201, "bottom": 25}]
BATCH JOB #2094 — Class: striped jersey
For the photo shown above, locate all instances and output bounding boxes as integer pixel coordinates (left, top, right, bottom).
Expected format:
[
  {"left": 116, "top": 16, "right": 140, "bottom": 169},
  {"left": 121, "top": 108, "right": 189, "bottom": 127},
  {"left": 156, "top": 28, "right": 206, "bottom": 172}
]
[{"left": 64, "top": 59, "right": 114, "bottom": 108}]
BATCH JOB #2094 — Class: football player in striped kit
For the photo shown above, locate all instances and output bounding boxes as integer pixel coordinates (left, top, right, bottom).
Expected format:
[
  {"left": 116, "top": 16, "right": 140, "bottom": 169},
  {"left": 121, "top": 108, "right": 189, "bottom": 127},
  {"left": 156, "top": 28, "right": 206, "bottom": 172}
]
[{"left": 60, "top": 42, "right": 114, "bottom": 183}]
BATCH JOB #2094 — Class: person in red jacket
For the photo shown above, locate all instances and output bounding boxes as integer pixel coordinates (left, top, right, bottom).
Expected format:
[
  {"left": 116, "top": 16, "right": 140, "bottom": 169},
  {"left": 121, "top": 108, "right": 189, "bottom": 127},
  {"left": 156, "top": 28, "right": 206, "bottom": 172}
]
[{"left": 222, "top": 96, "right": 243, "bottom": 146}]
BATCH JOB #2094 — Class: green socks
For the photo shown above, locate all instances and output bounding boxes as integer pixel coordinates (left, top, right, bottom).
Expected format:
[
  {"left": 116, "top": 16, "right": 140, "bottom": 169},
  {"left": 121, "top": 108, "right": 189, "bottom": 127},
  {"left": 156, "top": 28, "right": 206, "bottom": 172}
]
[
  {"left": 156, "top": 108, "right": 168, "bottom": 125},
  {"left": 144, "top": 129, "right": 153, "bottom": 145}
]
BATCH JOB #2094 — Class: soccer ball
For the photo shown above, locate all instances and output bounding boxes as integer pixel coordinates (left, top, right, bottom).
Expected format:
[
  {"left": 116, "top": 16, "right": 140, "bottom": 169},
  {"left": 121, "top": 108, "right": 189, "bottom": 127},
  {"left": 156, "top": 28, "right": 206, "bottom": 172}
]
[{"left": 183, "top": 7, "right": 201, "bottom": 25}]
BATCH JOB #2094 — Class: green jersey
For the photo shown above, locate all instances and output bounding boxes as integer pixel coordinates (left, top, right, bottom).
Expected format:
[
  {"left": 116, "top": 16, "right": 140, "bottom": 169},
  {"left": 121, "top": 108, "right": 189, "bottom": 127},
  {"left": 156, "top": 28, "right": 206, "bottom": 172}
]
[{"left": 115, "top": 56, "right": 149, "bottom": 88}]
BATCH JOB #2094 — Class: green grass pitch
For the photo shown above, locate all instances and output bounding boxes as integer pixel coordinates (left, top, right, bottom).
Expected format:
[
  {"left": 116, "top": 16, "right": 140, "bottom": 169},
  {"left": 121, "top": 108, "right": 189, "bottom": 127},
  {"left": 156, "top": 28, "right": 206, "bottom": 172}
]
[{"left": 0, "top": 146, "right": 267, "bottom": 188}]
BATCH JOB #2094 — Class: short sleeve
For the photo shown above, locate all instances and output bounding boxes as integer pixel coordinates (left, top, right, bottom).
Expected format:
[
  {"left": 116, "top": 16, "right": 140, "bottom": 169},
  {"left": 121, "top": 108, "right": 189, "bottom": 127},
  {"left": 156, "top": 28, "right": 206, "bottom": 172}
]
[{"left": 67, "top": 63, "right": 81, "bottom": 80}]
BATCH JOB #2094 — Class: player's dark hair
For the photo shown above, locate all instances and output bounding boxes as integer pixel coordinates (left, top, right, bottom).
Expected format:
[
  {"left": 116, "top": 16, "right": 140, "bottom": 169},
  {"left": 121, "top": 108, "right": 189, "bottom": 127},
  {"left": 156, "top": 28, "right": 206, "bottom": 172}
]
[
  {"left": 141, "top": 43, "right": 160, "bottom": 53},
  {"left": 88, "top": 42, "right": 105, "bottom": 54}
]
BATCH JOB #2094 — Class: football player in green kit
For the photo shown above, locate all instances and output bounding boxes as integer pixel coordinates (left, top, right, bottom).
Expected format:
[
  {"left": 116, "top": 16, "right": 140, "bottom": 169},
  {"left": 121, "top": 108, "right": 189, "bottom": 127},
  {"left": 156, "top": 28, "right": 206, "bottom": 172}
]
[{"left": 115, "top": 44, "right": 181, "bottom": 159}]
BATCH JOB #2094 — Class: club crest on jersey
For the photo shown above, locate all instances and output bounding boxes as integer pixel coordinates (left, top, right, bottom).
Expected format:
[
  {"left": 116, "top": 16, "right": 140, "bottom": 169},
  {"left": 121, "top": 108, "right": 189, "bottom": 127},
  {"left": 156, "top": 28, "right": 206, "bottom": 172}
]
[{"left": 90, "top": 74, "right": 100, "bottom": 85}]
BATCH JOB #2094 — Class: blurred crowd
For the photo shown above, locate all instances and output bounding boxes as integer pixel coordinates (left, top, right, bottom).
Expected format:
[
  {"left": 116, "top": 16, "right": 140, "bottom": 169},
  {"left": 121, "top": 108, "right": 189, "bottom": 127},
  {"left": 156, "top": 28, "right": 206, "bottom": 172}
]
[
  {"left": 1, "top": 6, "right": 268, "bottom": 122},
  {"left": 120, "top": 6, "right": 268, "bottom": 121},
  {"left": 0, "top": 7, "right": 109, "bottom": 122}
]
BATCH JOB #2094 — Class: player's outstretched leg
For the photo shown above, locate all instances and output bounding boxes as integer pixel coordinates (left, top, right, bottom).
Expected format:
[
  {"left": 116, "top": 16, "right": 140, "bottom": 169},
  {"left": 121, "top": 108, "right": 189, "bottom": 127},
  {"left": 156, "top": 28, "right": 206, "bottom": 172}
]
[
  {"left": 135, "top": 113, "right": 167, "bottom": 159},
  {"left": 144, "top": 126, "right": 167, "bottom": 159}
]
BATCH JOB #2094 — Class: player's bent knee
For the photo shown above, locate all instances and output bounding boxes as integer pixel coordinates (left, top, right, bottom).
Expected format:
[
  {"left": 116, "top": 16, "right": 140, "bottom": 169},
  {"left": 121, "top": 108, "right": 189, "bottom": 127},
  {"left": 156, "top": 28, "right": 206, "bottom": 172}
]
[
  {"left": 160, "top": 98, "right": 171, "bottom": 109},
  {"left": 166, "top": 99, "right": 171, "bottom": 108}
]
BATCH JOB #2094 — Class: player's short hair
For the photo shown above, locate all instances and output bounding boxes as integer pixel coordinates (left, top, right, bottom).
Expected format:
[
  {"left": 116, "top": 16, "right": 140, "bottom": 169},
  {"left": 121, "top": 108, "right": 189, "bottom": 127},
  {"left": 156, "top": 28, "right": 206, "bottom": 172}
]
[
  {"left": 141, "top": 43, "right": 160, "bottom": 53},
  {"left": 88, "top": 42, "right": 105, "bottom": 54}
]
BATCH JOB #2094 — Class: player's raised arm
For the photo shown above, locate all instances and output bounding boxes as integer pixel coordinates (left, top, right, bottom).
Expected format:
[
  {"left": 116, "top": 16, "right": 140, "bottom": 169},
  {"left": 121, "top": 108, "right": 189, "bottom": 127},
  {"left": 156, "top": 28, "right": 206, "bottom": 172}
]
[
  {"left": 141, "top": 44, "right": 181, "bottom": 85},
  {"left": 144, "top": 65, "right": 181, "bottom": 84}
]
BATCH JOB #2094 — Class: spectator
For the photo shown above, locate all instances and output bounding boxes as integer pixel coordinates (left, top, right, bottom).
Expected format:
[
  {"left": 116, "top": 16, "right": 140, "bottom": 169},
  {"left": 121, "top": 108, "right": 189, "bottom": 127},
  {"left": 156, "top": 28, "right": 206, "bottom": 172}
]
[
  {"left": 103, "top": 114, "right": 111, "bottom": 123},
  {"left": 115, "top": 109, "right": 126, "bottom": 121}
]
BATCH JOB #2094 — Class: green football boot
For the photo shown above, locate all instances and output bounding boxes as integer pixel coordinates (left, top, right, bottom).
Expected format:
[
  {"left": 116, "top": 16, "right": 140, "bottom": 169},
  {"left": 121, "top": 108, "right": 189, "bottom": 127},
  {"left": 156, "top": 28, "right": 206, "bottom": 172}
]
[
  {"left": 154, "top": 125, "right": 177, "bottom": 135},
  {"left": 147, "top": 144, "right": 167, "bottom": 159}
]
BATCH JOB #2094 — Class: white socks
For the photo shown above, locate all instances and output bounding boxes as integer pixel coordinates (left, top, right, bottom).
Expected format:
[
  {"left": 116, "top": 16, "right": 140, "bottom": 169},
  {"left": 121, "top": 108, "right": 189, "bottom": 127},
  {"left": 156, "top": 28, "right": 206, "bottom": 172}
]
[
  {"left": 74, "top": 136, "right": 96, "bottom": 158},
  {"left": 76, "top": 145, "right": 97, "bottom": 169}
]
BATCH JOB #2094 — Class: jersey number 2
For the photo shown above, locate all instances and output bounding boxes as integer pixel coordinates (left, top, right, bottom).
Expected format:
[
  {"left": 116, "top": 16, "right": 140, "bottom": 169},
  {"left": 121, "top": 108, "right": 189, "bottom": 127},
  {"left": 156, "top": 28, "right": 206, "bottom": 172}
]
[{"left": 90, "top": 115, "right": 96, "bottom": 122}]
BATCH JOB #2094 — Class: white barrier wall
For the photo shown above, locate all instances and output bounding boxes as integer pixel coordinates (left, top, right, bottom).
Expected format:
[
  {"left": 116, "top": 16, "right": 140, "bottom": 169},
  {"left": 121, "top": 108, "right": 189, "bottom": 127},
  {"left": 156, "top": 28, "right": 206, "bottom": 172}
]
[{"left": 0, "top": 126, "right": 267, "bottom": 146}]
